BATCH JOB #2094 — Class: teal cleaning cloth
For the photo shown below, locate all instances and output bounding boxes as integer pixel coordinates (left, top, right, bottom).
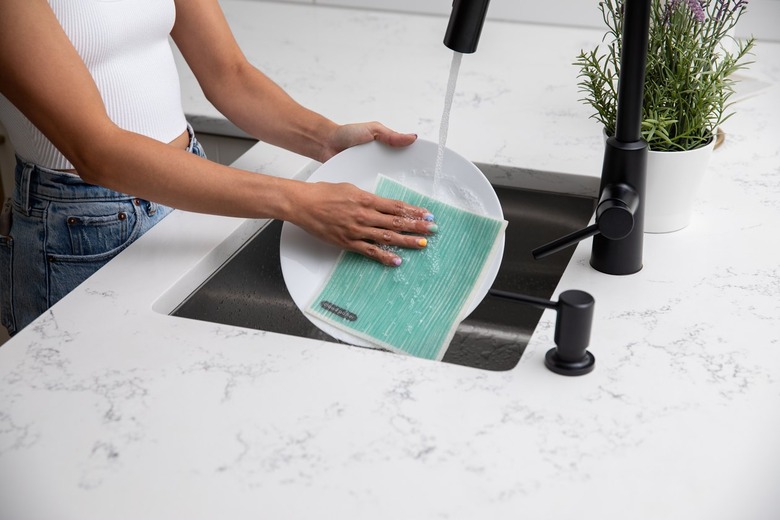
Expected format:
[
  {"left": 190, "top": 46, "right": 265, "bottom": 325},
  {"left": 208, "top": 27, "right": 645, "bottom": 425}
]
[{"left": 305, "top": 175, "right": 507, "bottom": 360}]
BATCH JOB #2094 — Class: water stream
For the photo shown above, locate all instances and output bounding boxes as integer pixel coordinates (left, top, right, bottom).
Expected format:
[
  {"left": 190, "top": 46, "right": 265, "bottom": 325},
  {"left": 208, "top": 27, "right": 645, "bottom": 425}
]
[{"left": 433, "top": 51, "right": 463, "bottom": 197}]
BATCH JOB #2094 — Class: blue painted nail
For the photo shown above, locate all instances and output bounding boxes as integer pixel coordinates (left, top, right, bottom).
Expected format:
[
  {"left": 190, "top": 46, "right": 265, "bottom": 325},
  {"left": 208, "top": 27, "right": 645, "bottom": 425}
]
[{"left": 424, "top": 213, "right": 435, "bottom": 222}]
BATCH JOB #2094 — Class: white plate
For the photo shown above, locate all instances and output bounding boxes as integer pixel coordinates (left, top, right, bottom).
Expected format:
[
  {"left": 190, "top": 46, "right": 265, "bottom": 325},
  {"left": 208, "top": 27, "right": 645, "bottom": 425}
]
[{"left": 280, "top": 138, "right": 505, "bottom": 348}]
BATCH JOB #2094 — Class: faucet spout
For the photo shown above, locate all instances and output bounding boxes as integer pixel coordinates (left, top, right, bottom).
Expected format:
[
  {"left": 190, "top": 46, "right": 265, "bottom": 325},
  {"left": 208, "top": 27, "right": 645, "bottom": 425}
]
[{"left": 444, "top": 0, "right": 491, "bottom": 54}]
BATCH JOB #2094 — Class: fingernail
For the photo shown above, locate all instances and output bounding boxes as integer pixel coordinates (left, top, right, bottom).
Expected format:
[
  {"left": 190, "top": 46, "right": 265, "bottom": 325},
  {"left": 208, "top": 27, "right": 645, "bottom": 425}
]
[
  {"left": 423, "top": 213, "right": 435, "bottom": 222},
  {"left": 417, "top": 238, "right": 428, "bottom": 248},
  {"left": 427, "top": 223, "right": 439, "bottom": 233},
  {"left": 392, "top": 256, "right": 402, "bottom": 266}
]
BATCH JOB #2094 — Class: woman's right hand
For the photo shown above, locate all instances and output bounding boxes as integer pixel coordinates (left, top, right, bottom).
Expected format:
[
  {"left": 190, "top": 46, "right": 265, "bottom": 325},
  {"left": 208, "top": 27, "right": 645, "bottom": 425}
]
[{"left": 285, "top": 180, "right": 437, "bottom": 267}]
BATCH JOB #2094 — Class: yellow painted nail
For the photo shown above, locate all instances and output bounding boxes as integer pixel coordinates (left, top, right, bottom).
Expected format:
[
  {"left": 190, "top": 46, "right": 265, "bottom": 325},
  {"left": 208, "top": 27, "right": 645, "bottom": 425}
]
[{"left": 418, "top": 238, "right": 428, "bottom": 247}]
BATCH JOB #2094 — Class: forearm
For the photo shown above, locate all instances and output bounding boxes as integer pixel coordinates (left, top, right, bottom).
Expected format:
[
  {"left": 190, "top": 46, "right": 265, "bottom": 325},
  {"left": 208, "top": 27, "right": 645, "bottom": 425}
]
[
  {"left": 77, "top": 127, "right": 300, "bottom": 220},
  {"left": 205, "top": 63, "right": 338, "bottom": 162}
]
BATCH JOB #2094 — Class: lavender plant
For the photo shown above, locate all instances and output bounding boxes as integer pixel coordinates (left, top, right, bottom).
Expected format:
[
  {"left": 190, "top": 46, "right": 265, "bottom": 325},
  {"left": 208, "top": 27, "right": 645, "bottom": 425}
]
[{"left": 576, "top": 0, "right": 755, "bottom": 151}]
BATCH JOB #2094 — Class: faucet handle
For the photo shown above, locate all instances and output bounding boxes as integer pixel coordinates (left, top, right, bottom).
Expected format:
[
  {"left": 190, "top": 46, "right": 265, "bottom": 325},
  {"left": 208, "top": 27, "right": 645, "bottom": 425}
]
[
  {"left": 532, "top": 182, "right": 639, "bottom": 260},
  {"left": 596, "top": 183, "right": 638, "bottom": 240},
  {"left": 531, "top": 223, "right": 600, "bottom": 260}
]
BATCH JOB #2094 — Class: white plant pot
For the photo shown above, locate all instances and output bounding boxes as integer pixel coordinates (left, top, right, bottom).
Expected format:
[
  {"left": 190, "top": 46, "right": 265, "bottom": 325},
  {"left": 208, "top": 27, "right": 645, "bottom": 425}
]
[{"left": 644, "top": 138, "right": 716, "bottom": 233}]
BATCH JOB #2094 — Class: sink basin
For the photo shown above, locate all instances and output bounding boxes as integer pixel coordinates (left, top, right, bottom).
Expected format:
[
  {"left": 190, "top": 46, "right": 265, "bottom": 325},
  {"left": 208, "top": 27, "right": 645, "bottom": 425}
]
[{"left": 170, "top": 165, "right": 597, "bottom": 371}]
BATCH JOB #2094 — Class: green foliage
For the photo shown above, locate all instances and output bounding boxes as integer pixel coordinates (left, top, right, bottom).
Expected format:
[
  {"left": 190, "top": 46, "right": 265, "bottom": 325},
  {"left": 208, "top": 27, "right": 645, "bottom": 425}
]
[{"left": 576, "top": 0, "right": 755, "bottom": 151}]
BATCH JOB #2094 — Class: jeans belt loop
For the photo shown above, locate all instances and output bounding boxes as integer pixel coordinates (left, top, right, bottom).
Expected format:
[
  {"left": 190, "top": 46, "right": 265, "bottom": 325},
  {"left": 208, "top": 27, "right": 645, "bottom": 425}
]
[{"left": 18, "top": 162, "right": 34, "bottom": 217}]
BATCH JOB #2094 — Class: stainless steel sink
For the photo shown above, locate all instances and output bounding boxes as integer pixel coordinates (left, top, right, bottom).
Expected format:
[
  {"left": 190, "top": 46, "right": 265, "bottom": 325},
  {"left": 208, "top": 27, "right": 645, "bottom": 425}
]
[{"left": 171, "top": 165, "right": 597, "bottom": 371}]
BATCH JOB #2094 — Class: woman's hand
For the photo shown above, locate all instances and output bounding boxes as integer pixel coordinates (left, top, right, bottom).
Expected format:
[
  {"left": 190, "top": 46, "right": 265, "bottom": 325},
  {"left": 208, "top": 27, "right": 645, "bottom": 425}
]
[
  {"left": 318, "top": 121, "right": 417, "bottom": 163},
  {"left": 286, "top": 180, "right": 437, "bottom": 267},
  {"left": 283, "top": 120, "right": 428, "bottom": 266}
]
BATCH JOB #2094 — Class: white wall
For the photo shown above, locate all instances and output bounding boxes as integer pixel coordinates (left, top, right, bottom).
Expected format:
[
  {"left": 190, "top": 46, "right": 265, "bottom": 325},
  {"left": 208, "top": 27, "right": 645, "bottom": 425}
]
[{"left": 242, "top": 0, "right": 779, "bottom": 42}]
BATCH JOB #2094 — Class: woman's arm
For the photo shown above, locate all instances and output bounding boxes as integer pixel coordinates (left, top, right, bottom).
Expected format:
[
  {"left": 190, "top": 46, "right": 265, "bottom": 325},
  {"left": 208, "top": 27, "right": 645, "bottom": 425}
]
[
  {"left": 170, "top": 0, "right": 417, "bottom": 163},
  {"left": 0, "top": 0, "right": 432, "bottom": 266}
]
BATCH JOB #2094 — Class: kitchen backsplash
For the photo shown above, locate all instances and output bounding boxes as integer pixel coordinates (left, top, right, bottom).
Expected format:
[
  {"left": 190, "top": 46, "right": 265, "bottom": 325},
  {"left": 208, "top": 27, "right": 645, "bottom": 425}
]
[{"left": 236, "top": 0, "right": 778, "bottom": 42}]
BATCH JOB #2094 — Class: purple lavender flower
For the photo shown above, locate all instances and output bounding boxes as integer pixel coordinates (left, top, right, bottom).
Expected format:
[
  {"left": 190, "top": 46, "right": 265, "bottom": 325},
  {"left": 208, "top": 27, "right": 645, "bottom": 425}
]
[
  {"left": 665, "top": 0, "right": 706, "bottom": 22},
  {"left": 686, "top": 0, "right": 706, "bottom": 21},
  {"left": 663, "top": 0, "right": 678, "bottom": 24},
  {"left": 715, "top": 0, "right": 725, "bottom": 19},
  {"left": 715, "top": 0, "right": 748, "bottom": 21}
]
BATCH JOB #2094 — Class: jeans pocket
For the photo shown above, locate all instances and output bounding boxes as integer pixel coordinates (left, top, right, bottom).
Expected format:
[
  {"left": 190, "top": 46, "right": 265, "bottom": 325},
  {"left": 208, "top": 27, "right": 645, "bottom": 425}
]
[
  {"left": 0, "top": 236, "right": 17, "bottom": 336},
  {"left": 66, "top": 208, "right": 133, "bottom": 256},
  {"left": 47, "top": 203, "right": 141, "bottom": 307}
]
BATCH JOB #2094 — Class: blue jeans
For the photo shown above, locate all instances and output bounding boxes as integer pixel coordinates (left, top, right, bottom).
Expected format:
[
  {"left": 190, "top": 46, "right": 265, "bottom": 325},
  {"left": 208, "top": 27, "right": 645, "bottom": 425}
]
[{"left": 0, "top": 127, "right": 206, "bottom": 335}]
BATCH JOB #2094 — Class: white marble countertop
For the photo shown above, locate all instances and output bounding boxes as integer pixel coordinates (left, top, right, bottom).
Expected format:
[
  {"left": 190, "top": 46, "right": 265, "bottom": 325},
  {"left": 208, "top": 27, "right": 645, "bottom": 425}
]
[{"left": 2, "top": 2, "right": 780, "bottom": 519}]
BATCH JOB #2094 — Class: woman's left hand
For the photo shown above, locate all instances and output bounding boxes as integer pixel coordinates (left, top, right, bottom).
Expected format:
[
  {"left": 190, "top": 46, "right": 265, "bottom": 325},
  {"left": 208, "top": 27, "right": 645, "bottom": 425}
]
[{"left": 318, "top": 121, "right": 417, "bottom": 163}]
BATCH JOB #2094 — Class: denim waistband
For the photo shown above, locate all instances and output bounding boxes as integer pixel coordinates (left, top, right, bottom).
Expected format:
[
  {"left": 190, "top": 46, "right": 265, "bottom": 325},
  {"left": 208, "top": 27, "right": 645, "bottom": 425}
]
[{"left": 14, "top": 124, "right": 198, "bottom": 216}]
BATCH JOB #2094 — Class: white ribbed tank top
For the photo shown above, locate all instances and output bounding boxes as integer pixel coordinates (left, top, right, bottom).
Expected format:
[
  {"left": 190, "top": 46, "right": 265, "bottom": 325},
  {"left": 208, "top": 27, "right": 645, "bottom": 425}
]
[{"left": 0, "top": 0, "right": 188, "bottom": 170}]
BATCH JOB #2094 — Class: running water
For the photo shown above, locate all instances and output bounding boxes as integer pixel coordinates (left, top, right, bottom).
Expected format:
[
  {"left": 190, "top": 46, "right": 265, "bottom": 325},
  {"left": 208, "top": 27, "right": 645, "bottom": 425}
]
[{"left": 433, "top": 51, "right": 463, "bottom": 197}]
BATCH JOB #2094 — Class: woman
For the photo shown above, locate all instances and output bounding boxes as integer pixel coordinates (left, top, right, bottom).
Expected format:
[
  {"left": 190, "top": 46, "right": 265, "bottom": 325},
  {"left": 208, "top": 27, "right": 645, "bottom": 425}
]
[{"left": 0, "top": 0, "right": 436, "bottom": 335}]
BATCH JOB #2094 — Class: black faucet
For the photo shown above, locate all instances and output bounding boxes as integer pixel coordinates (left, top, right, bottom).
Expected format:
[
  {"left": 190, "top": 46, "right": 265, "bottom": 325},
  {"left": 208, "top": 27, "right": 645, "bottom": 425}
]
[
  {"left": 444, "top": 0, "right": 491, "bottom": 54},
  {"left": 445, "top": 0, "right": 652, "bottom": 275},
  {"left": 441, "top": 1, "right": 655, "bottom": 373},
  {"left": 533, "top": 0, "right": 652, "bottom": 275},
  {"left": 445, "top": 0, "right": 598, "bottom": 376}
]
